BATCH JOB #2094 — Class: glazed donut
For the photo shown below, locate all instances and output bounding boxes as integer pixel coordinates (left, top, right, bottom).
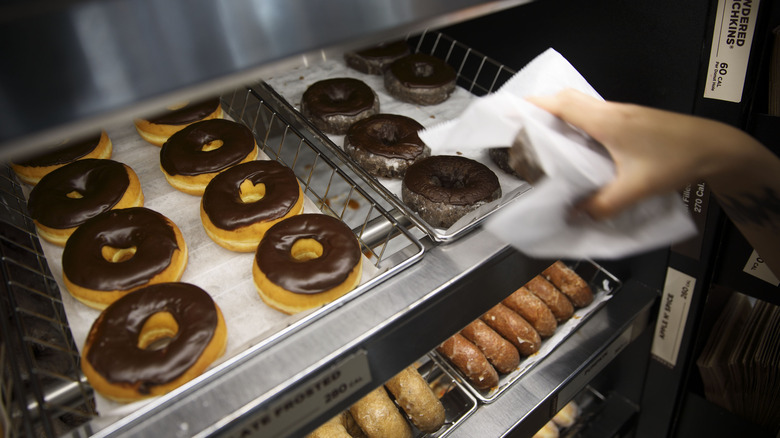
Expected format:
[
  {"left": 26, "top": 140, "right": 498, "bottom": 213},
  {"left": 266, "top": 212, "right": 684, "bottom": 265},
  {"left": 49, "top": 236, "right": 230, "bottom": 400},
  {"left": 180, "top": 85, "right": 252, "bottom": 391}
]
[
  {"left": 62, "top": 207, "right": 187, "bottom": 309},
  {"left": 402, "top": 155, "right": 501, "bottom": 228},
  {"left": 524, "top": 275, "right": 574, "bottom": 323},
  {"left": 502, "top": 286, "right": 558, "bottom": 338},
  {"left": 481, "top": 303, "right": 541, "bottom": 357},
  {"left": 552, "top": 400, "right": 580, "bottom": 428},
  {"left": 437, "top": 333, "right": 498, "bottom": 390},
  {"left": 201, "top": 160, "right": 304, "bottom": 252},
  {"left": 384, "top": 366, "right": 446, "bottom": 433},
  {"left": 533, "top": 421, "right": 560, "bottom": 438},
  {"left": 508, "top": 129, "right": 546, "bottom": 184},
  {"left": 384, "top": 53, "right": 457, "bottom": 105},
  {"left": 349, "top": 386, "right": 412, "bottom": 438},
  {"left": 542, "top": 261, "right": 594, "bottom": 308},
  {"left": 81, "top": 282, "right": 226, "bottom": 402},
  {"left": 27, "top": 159, "right": 144, "bottom": 246},
  {"left": 488, "top": 147, "right": 523, "bottom": 179},
  {"left": 344, "top": 114, "right": 430, "bottom": 178},
  {"left": 461, "top": 319, "right": 520, "bottom": 374},
  {"left": 160, "top": 119, "right": 258, "bottom": 196},
  {"left": 300, "top": 78, "right": 379, "bottom": 135},
  {"left": 134, "top": 97, "right": 223, "bottom": 146},
  {"left": 344, "top": 40, "right": 411, "bottom": 75},
  {"left": 11, "top": 131, "right": 112, "bottom": 185},
  {"left": 252, "top": 214, "right": 362, "bottom": 314}
]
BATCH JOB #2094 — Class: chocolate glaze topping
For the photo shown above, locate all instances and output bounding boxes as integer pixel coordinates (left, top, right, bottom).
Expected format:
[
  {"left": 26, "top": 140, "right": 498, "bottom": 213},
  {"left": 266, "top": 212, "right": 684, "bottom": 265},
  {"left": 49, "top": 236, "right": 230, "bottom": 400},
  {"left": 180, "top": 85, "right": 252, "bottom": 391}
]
[
  {"left": 388, "top": 53, "right": 456, "bottom": 89},
  {"left": 63, "top": 207, "right": 180, "bottom": 291},
  {"left": 145, "top": 98, "right": 221, "bottom": 126},
  {"left": 14, "top": 132, "right": 103, "bottom": 167},
  {"left": 160, "top": 119, "right": 255, "bottom": 176},
  {"left": 85, "top": 282, "right": 217, "bottom": 393},
  {"left": 27, "top": 159, "right": 129, "bottom": 229},
  {"left": 255, "top": 214, "right": 360, "bottom": 294},
  {"left": 345, "top": 114, "right": 426, "bottom": 160},
  {"left": 355, "top": 40, "right": 411, "bottom": 59},
  {"left": 403, "top": 155, "right": 500, "bottom": 205},
  {"left": 202, "top": 160, "right": 300, "bottom": 230},
  {"left": 301, "top": 78, "right": 377, "bottom": 118}
]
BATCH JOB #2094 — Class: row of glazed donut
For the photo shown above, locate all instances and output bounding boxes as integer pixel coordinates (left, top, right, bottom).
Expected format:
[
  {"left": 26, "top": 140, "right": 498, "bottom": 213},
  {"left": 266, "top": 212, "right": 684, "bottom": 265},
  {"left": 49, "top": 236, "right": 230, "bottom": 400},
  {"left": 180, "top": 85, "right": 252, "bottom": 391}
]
[
  {"left": 308, "top": 365, "right": 446, "bottom": 438},
  {"left": 533, "top": 400, "right": 581, "bottom": 438},
  {"left": 437, "top": 261, "right": 594, "bottom": 390}
]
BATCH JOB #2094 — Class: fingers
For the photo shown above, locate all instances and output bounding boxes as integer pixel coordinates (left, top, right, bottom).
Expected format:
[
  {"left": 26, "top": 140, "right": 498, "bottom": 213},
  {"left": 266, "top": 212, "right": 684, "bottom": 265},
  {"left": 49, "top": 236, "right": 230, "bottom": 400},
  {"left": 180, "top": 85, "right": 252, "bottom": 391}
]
[{"left": 526, "top": 90, "right": 610, "bottom": 142}]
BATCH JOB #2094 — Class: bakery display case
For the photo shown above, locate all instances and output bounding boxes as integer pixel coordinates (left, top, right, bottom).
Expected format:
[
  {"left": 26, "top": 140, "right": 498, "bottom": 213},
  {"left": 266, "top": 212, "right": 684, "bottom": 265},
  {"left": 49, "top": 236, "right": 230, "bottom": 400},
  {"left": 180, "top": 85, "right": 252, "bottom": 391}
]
[{"left": 7, "top": 0, "right": 769, "bottom": 437}]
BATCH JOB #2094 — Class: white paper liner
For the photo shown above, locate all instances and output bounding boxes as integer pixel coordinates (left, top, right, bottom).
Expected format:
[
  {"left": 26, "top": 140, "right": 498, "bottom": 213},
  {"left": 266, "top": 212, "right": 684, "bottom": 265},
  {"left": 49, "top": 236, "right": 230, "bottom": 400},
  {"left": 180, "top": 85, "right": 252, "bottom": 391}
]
[
  {"left": 264, "top": 58, "right": 532, "bottom": 235},
  {"left": 21, "top": 118, "right": 378, "bottom": 421},
  {"left": 419, "top": 48, "right": 697, "bottom": 259}
]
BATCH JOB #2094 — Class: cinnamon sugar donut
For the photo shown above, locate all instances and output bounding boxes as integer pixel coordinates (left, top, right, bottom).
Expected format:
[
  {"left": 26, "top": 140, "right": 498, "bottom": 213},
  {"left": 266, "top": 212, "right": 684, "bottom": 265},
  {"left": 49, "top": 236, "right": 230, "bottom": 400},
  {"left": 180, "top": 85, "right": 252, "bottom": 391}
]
[{"left": 300, "top": 78, "right": 379, "bottom": 135}]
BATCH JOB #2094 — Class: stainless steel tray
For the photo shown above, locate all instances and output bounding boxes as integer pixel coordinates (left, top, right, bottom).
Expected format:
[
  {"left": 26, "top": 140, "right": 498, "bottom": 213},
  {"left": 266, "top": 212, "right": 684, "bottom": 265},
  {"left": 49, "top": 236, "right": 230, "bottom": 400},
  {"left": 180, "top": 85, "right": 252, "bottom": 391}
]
[
  {"left": 430, "top": 260, "right": 623, "bottom": 403},
  {"left": 261, "top": 30, "right": 532, "bottom": 244}
]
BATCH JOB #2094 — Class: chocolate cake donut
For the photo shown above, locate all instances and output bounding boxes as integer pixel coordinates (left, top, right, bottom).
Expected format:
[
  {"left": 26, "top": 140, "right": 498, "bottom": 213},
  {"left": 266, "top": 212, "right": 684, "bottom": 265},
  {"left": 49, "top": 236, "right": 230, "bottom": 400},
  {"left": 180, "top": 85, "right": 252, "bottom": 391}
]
[
  {"left": 384, "top": 53, "right": 457, "bottom": 105},
  {"left": 402, "top": 155, "right": 501, "bottom": 228},
  {"left": 343, "top": 114, "right": 430, "bottom": 178},
  {"left": 300, "top": 78, "right": 379, "bottom": 135},
  {"left": 344, "top": 40, "right": 411, "bottom": 75}
]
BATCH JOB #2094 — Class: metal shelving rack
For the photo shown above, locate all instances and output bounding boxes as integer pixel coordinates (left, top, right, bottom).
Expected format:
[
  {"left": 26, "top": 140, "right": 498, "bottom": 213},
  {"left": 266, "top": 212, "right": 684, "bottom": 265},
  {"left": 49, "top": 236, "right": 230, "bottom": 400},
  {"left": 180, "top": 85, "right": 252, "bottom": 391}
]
[{"left": 1, "top": 2, "right": 661, "bottom": 437}]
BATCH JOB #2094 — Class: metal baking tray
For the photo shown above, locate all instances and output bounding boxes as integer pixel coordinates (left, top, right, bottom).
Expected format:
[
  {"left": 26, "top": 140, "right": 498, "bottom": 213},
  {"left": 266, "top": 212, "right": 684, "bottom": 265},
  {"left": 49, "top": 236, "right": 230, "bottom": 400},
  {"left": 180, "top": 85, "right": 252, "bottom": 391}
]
[
  {"left": 429, "top": 260, "right": 623, "bottom": 403},
  {"left": 260, "top": 30, "right": 532, "bottom": 244}
]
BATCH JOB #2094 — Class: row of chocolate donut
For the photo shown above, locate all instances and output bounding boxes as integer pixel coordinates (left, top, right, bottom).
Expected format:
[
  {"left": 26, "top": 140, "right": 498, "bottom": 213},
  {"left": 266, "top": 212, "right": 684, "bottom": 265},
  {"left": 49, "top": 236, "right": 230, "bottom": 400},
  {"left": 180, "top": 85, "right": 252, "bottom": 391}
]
[{"left": 437, "top": 261, "right": 594, "bottom": 390}]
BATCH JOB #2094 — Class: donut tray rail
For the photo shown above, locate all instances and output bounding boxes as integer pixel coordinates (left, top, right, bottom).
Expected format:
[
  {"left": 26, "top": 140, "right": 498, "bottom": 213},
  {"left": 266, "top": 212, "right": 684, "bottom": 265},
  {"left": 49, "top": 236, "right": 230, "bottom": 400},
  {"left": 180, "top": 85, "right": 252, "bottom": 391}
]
[{"left": 0, "top": 164, "right": 97, "bottom": 438}]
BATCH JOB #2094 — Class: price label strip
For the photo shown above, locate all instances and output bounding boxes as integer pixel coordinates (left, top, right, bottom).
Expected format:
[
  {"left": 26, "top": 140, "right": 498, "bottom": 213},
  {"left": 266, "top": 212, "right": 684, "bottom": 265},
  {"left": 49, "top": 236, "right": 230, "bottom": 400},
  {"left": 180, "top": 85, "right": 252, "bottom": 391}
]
[
  {"left": 220, "top": 351, "right": 371, "bottom": 438},
  {"left": 651, "top": 267, "right": 697, "bottom": 368}
]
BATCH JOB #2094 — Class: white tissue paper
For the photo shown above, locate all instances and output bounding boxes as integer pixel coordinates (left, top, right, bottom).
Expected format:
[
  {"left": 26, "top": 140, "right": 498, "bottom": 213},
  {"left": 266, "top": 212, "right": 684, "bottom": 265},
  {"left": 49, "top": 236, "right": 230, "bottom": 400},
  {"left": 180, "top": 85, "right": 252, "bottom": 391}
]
[{"left": 419, "top": 48, "right": 697, "bottom": 259}]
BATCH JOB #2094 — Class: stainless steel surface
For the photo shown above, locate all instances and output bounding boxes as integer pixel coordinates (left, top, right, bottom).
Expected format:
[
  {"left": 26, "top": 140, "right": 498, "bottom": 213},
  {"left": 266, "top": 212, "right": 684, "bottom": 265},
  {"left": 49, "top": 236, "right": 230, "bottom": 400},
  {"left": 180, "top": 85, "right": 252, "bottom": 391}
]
[{"left": 0, "top": 0, "right": 533, "bottom": 159}]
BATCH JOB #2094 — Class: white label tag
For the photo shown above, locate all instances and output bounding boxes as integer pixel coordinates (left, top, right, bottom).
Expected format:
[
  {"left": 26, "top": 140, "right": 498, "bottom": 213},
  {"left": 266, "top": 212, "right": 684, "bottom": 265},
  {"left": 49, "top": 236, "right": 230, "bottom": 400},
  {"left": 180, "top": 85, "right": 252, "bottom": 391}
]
[
  {"left": 703, "top": 0, "right": 761, "bottom": 102},
  {"left": 743, "top": 249, "right": 780, "bottom": 286},
  {"left": 224, "top": 351, "right": 371, "bottom": 438},
  {"left": 651, "top": 267, "right": 696, "bottom": 367}
]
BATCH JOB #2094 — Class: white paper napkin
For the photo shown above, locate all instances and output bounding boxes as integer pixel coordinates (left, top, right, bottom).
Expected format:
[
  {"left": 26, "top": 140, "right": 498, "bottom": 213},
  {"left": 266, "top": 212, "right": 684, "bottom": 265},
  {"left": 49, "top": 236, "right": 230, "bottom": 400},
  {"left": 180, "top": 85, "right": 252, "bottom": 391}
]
[{"left": 419, "top": 48, "right": 697, "bottom": 259}]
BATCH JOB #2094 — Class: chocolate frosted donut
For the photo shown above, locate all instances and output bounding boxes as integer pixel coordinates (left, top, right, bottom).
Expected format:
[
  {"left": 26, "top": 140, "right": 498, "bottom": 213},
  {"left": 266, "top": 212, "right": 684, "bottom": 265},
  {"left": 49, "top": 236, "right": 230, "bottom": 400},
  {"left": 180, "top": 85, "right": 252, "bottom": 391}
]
[
  {"left": 81, "top": 282, "right": 227, "bottom": 402},
  {"left": 27, "top": 159, "right": 144, "bottom": 246},
  {"left": 344, "top": 114, "right": 430, "bottom": 178},
  {"left": 201, "top": 160, "right": 304, "bottom": 252},
  {"left": 402, "top": 155, "right": 501, "bottom": 228},
  {"left": 384, "top": 53, "right": 457, "bottom": 105},
  {"left": 252, "top": 214, "right": 362, "bottom": 314},
  {"left": 12, "top": 131, "right": 113, "bottom": 185},
  {"left": 62, "top": 207, "right": 188, "bottom": 309},
  {"left": 135, "top": 97, "right": 223, "bottom": 146},
  {"left": 300, "top": 78, "right": 379, "bottom": 135},
  {"left": 344, "top": 40, "right": 411, "bottom": 75},
  {"left": 160, "top": 119, "right": 258, "bottom": 195}
]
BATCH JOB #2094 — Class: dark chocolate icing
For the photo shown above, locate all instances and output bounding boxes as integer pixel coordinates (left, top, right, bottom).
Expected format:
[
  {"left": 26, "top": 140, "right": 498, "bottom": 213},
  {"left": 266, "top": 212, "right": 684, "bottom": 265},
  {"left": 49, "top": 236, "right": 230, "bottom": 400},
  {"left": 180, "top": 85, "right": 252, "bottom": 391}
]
[
  {"left": 403, "top": 155, "right": 500, "bottom": 205},
  {"left": 355, "top": 40, "right": 411, "bottom": 59},
  {"left": 27, "top": 159, "right": 129, "bottom": 229},
  {"left": 345, "top": 114, "right": 426, "bottom": 160},
  {"left": 301, "top": 78, "right": 377, "bottom": 118},
  {"left": 388, "top": 53, "right": 456, "bottom": 89},
  {"left": 145, "top": 98, "right": 221, "bottom": 126},
  {"left": 14, "top": 132, "right": 103, "bottom": 167},
  {"left": 62, "top": 207, "right": 180, "bottom": 291},
  {"left": 255, "top": 214, "right": 360, "bottom": 294},
  {"left": 160, "top": 119, "right": 255, "bottom": 176},
  {"left": 202, "top": 160, "right": 300, "bottom": 230},
  {"left": 85, "top": 282, "right": 217, "bottom": 393}
]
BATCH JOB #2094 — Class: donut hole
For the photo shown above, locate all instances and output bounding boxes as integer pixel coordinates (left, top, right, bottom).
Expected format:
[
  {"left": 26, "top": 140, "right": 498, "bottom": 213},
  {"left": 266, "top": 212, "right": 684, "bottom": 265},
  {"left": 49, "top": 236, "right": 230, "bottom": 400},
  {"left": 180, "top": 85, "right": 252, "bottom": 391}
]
[
  {"left": 66, "top": 190, "right": 84, "bottom": 199},
  {"left": 375, "top": 125, "right": 401, "bottom": 146},
  {"left": 291, "top": 238, "right": 323, "bottom": 262},
  {"left": 101, "top": 245, "right": 138, "bottom": 263},
  {"left": 432, "top": 173, "right": 467, "bottom": 190},
  {"left": 239, "top": 179, "right": 266, "bottom": 203},
  {"left": 137, "top": 312, "right": 179, "bottom": 351},
  {"left": 412, "top": 62, "right": 435, "bottom": 78},
  {"left": 201, "top": 139, "right": 224, "bottom": 152},
  {"left": 326, "top": 88, "right": 352, "bottom": 103}
]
